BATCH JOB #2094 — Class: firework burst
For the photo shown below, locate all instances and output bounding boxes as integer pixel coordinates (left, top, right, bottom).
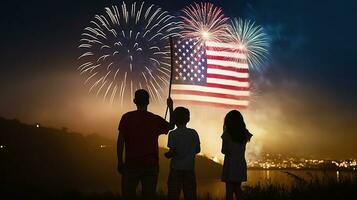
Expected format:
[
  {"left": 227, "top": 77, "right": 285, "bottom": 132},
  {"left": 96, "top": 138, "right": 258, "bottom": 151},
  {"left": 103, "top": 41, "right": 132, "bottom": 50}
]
[
  {"left": 179, "top": 2, "right": 229, "bottom": 42},
  {"left": 78, "top": 2, "right": 180, "bottom": 104},
  {"left": 227, "top": 18, "right": 270, "bottom": 70}
]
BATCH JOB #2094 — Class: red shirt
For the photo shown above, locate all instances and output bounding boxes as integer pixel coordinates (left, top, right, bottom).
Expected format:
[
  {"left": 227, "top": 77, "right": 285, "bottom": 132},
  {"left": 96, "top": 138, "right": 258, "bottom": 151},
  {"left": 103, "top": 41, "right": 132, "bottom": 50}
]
[{"left": 118, "top": 110, "right": 171, "bottom": 168}]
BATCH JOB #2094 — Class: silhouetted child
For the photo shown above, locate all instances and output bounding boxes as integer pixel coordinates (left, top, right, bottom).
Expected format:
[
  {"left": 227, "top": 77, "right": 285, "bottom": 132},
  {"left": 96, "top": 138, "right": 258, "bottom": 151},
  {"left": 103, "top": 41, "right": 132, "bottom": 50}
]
[
  {"left": 221, "top": 110, "right": 253, "bottom": 200},
  {"left": 165, "top": 107, "right": 200, "bottom": 200}
]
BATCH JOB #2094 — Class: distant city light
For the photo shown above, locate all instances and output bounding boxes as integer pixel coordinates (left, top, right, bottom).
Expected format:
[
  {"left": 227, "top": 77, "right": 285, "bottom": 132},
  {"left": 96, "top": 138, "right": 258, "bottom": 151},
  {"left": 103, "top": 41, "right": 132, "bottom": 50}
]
[
  {"left": 36, "top": 123, "right": 40, "bottom": 128},
  {"left": 247, "top": 153, "right": 357, "bottom": 170},
  {"left": 100, "top": 144, "right": 106, "bottom": 148},
  {"left": 0, "top": 145, "right": 5, "bottom": 149}
]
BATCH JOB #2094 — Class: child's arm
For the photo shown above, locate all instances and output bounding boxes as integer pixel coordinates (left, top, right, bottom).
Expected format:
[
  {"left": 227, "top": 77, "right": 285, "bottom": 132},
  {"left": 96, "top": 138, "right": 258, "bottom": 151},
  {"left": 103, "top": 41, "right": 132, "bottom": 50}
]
[
  {"left": 221, "top": 139, "right": 230, "bottom": 155},
  {"left": 221, "top": 132, "right": 230, "bottom": 155},
  {"left": 164, "top": 148, "right": 176, "bottom": 158},
  {"left": 166, "top": 132, "right": 176, "bottom": 159}
]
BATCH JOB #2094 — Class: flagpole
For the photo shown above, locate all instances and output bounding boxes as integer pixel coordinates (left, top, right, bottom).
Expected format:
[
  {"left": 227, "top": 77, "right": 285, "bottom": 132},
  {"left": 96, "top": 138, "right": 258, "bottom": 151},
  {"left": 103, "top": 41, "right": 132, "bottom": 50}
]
[{"left": 165, "top": 36, "right": 174, "bottom": 120}]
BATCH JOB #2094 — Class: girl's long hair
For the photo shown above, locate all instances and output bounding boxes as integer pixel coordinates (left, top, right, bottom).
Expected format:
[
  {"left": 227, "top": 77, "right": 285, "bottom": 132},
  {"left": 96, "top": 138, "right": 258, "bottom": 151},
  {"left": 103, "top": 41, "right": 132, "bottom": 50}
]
[{"left": 224, "top": 110, "right": 252, "bottom": 144}]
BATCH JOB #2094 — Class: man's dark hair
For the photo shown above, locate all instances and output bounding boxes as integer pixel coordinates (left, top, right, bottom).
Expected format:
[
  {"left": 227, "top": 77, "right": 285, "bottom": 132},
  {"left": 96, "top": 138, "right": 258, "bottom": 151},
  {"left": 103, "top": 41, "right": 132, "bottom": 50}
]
[
  {"left": 133, "top": 89, "right": 149, "bottom": 106},
  {"left": 173, "top": 107, "right": 190, "bottom": 126}
]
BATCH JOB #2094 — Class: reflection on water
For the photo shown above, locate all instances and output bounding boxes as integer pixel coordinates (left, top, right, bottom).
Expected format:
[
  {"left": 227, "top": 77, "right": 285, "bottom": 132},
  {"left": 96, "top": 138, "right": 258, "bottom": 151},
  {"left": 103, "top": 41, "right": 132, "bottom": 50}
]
[
  {"left": 336, "top": 171, "right": 340, "bottom": 182},
  {"left": 266, "top": 170, "right": 270, "bottom": 181},
  {"left": 156, "top": 170, "right": 357, "bottom": 198}
]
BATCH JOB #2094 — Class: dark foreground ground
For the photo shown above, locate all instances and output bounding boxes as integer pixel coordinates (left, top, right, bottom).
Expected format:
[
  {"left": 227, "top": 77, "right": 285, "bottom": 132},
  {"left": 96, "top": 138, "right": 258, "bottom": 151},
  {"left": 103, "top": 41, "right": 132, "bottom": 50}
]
[{"left": 2, "top": 177, "right": 357, "bottom": 200}]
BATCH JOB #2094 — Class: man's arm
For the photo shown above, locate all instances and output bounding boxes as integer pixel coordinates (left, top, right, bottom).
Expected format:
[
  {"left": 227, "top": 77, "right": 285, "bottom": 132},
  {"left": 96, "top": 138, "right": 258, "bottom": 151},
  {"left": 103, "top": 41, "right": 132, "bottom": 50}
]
[
  {"left": 117, "top": 131, "right": 125, "bottom": 174},
  {"left": 167, "top": 97, "right": 175, "bottom": 130},
  {"left": 195, "top": 145, "right": 201, "bottom": 154},
  {"left": 195, "top": 132, "right": 201, "bottom": 154}
]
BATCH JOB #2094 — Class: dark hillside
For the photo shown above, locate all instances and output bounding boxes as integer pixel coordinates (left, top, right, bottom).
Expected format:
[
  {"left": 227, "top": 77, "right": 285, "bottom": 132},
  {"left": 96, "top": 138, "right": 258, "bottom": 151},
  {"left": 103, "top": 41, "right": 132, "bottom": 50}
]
[{"left": 0, "top": 117, "right": 221, "bottom": 194}]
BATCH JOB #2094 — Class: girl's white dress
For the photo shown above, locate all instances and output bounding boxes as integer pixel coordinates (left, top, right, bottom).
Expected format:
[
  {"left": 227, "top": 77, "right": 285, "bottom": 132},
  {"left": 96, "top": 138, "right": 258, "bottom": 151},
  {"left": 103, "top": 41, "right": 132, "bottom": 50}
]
[{"left": 221, "top": 131, "right": 247, "bottom": 182}]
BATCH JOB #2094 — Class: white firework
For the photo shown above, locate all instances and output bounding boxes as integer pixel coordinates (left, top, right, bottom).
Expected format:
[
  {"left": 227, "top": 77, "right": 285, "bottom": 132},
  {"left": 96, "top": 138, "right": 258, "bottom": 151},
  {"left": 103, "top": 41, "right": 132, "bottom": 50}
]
[
  {"left": 78, "top": 1, "right": 180, "bottom": 104},
  {"left": 179, "top": 2, "right": 229, "bottom": 42}
]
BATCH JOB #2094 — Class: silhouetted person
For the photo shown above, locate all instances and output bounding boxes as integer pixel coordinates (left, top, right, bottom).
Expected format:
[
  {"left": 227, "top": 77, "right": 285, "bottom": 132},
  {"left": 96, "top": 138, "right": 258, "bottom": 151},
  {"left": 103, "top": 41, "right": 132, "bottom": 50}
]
[
  {"left": 165, "top": 107, "right": 200, "bottom": 200},
  {"left": 221, "top": 110, "right": 252, "bottom": 200},
  {"left": 117, "top": 89, "right": 174, "bottom": 199}
]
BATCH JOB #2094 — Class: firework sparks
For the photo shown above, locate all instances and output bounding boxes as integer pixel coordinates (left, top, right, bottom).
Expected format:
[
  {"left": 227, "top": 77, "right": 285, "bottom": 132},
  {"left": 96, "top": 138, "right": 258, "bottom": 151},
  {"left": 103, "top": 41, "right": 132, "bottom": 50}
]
[
  {"left": 179, "top": 2, "right": 229, "bottom": 42},
  {"left": 78, "top": 2, "right": 180, "bottom": 104},
  {"left": 227, "top": 18, "right": 270, "bottom": 70}
]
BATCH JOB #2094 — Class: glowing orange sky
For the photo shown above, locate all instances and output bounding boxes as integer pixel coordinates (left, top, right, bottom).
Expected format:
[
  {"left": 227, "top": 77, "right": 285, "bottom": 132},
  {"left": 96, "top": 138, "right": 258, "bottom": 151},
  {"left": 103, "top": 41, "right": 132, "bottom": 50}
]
[{"left": 1, "top": 69, "right": 356, "bottom": 160}]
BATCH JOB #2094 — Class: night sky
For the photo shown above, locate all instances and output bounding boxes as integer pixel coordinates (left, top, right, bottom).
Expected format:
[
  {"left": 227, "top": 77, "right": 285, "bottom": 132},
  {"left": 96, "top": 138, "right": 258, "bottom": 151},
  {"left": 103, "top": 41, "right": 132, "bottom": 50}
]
[{"left": 1, "top": 0, "right": 356, "bottom": 159}]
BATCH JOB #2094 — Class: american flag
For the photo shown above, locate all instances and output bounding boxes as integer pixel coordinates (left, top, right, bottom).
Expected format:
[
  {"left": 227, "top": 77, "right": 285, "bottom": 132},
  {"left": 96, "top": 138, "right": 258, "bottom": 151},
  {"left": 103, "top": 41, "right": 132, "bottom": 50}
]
[{"left": 170, "top": 38, "right": 250, "bottom": 109}]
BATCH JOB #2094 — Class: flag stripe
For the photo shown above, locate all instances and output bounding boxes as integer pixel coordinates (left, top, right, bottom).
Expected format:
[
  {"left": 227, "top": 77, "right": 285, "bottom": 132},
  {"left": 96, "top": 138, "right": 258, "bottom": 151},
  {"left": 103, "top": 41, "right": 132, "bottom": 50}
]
[
  {"left": 206, "top": 50, "right": 247, "bottom": 59},
  {"left": 172, "top": 89, "right": 249, "bottom": 100},
  {"left": 171, "top": 84, "right": 250, "bottom": 96},
  {"left": 207, "top": 55, "right": 247, "bottom": 63},
  {"left": 207, "top": 59, "right": 249, "bottom": 69},
  {"left": 207, "top": 68, "right": 249, "bottom": 78},
  {"left": 207, "top": 65, "right": 249, "bottom": 73},
  {"left": 207, "top": 77, "right": 249, "bottom": 87},
  {"left": 206, "top": 46, "right": 245, "bottom": 54},
  {"left": 171, "top": 94, "right": 249, "bottom": 106},
  {"left": 174, "top": 100, "right": 249, "bottom": 109},
  {"left": 207, "top": 74, "right": 249, "bottom": 82},
  {"left": 207, "top": 83, "right": 250, "bottom": 91},
  {"left": 206, "top": 41, "right": 243, "bottom": 50}
]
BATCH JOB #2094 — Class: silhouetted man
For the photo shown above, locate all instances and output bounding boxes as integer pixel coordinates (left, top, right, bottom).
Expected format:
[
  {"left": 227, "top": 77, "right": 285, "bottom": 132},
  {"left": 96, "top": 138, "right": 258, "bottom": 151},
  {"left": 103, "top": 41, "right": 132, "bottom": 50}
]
[{"left": 117, "top": 89, "right": 174, "bottom": 199}]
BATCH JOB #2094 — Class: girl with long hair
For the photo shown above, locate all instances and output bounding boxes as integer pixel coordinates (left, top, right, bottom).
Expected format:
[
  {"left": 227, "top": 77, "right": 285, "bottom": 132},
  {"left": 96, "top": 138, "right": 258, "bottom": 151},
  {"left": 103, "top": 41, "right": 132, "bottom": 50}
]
[{"left": 221, "top": 110, "right": 252, "bottom": 200}]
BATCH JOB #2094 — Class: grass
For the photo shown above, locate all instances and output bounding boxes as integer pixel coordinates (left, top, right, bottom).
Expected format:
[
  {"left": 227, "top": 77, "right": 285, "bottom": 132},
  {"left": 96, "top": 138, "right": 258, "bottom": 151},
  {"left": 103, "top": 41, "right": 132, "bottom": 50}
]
[
  {"left": 2, "top": 174, "right": 356, "bottom": 200},
  {"left": 242, "top": 173, "right": 356, "bottom": 200}
]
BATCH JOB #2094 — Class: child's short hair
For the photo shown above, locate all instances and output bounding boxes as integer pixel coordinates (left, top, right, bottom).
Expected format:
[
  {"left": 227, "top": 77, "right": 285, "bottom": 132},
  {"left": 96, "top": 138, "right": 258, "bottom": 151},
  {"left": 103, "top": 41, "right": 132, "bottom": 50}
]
[{"left": 173, "top": 107, "right": 190, "bottom": 126}]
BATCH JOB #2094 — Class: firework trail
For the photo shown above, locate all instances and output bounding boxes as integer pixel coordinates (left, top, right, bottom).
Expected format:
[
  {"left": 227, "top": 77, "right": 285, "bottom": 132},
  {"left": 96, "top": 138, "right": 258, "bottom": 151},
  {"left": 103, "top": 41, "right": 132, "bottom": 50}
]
[
  {"left": 227, "top": 18, "right": 270, "bottom": 70},
  {"left": 78, "top": 2, "right": 180, "bottom": 104},
  {"left": 179, "top": 2, "right": 229, "bottom": 42}
]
